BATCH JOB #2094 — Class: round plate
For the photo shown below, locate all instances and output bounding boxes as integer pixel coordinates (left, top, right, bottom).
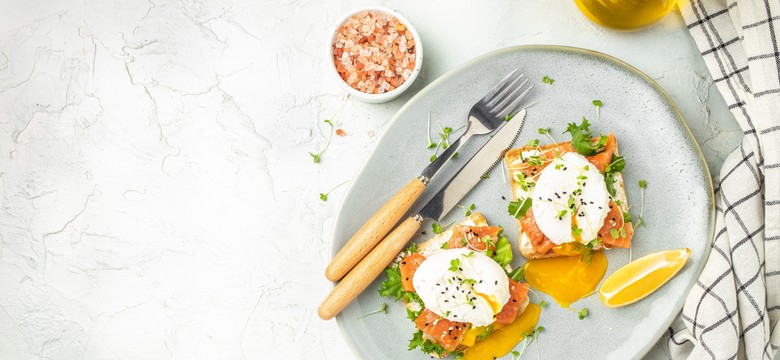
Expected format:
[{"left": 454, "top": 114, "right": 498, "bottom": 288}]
[{"left": 330, "top": 45, "right": 714, "bottom": 360}]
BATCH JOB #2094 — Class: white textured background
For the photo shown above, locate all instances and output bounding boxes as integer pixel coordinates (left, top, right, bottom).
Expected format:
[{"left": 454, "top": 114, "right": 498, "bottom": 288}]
[{"left": 0, "top": 0, "right": 739, "bottom": 359}]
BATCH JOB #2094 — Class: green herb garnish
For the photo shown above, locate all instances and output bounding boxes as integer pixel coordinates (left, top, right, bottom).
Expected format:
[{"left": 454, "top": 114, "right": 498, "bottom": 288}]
[
  {"left": 564, "top": 118, "right": 608, "bottom": 156},
  {"left": 319, "top": 180, "right": 348, "bottom": 201},
  {"left": 378, "top": 266, "right": 403, "bottom": 300},
  {"left": 432, "top": 223, "right": 443, "bottom": 234},
  {"left": 310, "top": 119, "right": 334, "bottom": 163},
  {"left": 493, "top": 236, "right": 513, "bottom": 267},
  {"left": 578, "top": 307, "right": 589, "bottom": 320},
  {"left": 542, "top": 75, "right": 555, "bottom": 85},
  {"left": 508, "top": 198, "right": 532, "bottom": 219},
  {"left": 449, "top": 258, "right": 461, "bottom": 272},
  {"left": 508, "top": 267, "right": 524, "bottom": 282},
  {"left": 456, "top": 203, "right": 476, "bottom": 216},
  {"left": 635, "top": 180, "right": 647, "bottom": 228},
  {"left": 357, "top": 303, "right": 387, "bottom": 319},
  {"left": 604, "top": 155, "right": 625, "bottom": 197},
  {"left": 477, "top": 325, "right": 495, "bottom": 341},
  {"left": 593, "top": 100, "right": 604, "bottom": 120}
]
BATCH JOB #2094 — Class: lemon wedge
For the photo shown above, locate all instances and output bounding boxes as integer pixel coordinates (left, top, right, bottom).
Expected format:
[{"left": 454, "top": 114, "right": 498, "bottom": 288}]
[{"left": 599, "top": 248, "right": 691, "bottom": 308}]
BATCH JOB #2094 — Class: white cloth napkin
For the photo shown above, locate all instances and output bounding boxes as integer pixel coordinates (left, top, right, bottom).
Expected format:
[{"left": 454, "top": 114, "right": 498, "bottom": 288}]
[{"left": 659, "top": 0, "right": 780, "bottom": 358}]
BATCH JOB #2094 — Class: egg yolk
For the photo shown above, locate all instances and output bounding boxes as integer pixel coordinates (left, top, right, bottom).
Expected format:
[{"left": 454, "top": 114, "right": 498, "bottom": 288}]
[
  {"left": 475, "top": 292, "right": 503, "bottom": 314},
  {"left": 462, "top": 303, "right": 541, "bottom": 360},
  {"left": 523, "top": 251, "right": 608, "bottom": 307}
]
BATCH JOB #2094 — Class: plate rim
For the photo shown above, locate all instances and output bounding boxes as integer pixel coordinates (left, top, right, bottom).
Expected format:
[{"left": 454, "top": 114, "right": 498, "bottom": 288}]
[{"left": 330, "top": 44, "right": 716, "bottom": 359}]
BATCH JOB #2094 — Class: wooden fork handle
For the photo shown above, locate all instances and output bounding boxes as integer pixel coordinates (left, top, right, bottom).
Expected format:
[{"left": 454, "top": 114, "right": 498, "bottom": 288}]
[
  {"left": 318, "top": 215, "right": 423, "bottom": 320},
  {"left": 324, "top": 176, "right": 427, "bottom": 282}
]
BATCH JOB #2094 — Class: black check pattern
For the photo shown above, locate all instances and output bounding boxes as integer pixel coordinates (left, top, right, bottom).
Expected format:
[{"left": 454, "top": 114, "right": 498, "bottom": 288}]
[{"left": 660, "top": 0, "right": 780, "bottom": 359}]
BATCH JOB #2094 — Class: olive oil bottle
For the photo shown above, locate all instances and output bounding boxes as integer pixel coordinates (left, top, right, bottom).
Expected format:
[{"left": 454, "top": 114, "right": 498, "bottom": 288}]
[{"left": 574, "top": 0, "right": 678, "bottom": 31}]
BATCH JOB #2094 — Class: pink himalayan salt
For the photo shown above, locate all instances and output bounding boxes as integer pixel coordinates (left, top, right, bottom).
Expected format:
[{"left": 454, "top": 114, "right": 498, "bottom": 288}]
[{"left": 332, "top": 11, "right": 416, "bottom": 94}]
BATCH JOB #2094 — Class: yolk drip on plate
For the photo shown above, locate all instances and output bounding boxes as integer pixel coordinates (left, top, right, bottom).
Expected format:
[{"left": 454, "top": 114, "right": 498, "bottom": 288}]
[
  {"left": 462, "top": 303, "right": 541, "bottom": 360},
  {"left": 523, "top": 251, "right": 608, "bottom": 307}
]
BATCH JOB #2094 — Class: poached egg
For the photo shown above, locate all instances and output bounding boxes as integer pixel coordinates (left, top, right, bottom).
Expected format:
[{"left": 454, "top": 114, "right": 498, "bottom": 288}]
[
  {"left": 530, "top": 152, "right": 610, "bottom": 245},
  {"left": 413, "top": 248, "right": 509, "bottom": 326}
]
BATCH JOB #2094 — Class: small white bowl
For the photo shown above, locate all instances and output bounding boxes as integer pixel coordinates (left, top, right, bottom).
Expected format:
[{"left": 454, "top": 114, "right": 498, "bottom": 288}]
[{"left": 327, "top": 6, "right": 423, "bottom": 103}]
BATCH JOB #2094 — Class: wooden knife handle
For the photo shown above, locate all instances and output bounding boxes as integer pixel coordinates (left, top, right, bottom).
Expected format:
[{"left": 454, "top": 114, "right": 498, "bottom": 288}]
[
  {"left": 325, "top": 177, "right": 427, "bottom": 281},
  {"left": 318, "top": 215, "right": 423, "bottom": 320}
]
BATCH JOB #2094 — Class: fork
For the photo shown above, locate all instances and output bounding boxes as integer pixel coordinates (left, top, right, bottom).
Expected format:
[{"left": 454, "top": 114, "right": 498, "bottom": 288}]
[{"left": 324, "top": 69, "right": 533, "bottom": 282}]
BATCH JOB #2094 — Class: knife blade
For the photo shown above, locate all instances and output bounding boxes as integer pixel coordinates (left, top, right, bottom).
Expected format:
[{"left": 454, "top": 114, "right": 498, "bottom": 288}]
[{"left": 318, "top": 109, "right": 527, "bottom": 320}]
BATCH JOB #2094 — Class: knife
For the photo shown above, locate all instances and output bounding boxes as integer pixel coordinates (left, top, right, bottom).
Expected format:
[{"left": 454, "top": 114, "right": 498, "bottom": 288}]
[
  {"left": 318, "top": 109, "right": 527, "bottom": 320},
  {"left": 324, "top": 70, "right": 532, "bottom": 282}
]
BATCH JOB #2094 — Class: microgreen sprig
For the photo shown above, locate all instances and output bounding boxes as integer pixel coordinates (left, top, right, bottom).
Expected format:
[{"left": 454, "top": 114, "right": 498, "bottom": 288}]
[
  {"left": 538, "top": 127, "right": 557, "bottom": 145},
  {"left": 636, "top": 180, "right": 647, "bottom": 228},
  {"left": 593, "top": 99, "right": 603, "bottom": 121},
  {"left": 542, "top": 75, "right": 555, "bottom": 85},
  {"left": 426, "top": 114, "right": 436, "bottom": 148},
  {"left": 310, "top": 119, "right": 334, "bottom": 163},
  {"left": 319, "top": 180, "right": 349, "bottom": 201},
  {"left": 456, "top": 203, "right": 476, "bottom": 216},
  {"left": 357, "top": 303, "right": 387, "bottom": 319}
]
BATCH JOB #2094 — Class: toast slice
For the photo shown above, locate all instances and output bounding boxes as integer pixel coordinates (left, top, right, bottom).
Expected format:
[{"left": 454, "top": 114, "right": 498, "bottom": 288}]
[
  {"left": 506, "top": 138, "right": 630, "bottom": 260},
  {"left": 401, "top": 213, "right": 529, "bottom": 358}
]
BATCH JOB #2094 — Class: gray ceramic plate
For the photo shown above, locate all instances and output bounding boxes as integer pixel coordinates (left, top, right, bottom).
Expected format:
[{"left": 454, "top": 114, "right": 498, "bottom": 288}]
[{"left": 331, "top": 45, "right": 714, "bottom": 360}]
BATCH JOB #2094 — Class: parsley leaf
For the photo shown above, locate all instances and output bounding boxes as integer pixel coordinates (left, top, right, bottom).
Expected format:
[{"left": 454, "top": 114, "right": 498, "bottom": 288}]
[
  {"left": 539, "top": 300, "right": 549, "bottom": 308},
  {"left": 508, "top": 198, "right": 533, "bottom": 219},
  {"left": 542, "top": 75, "right": 555, "bottom": 85},
  {"left": 432, "top": 223, "right": 443, "bottom": 234},
  {"left": 493, "top": 236, "right": 513, "bottom": 267},
  {"left": 564, "top": 118, "right": 607, "bottom": 156},
  {"left": 378, "top": 266, "right": 404, "bottom": 300}
]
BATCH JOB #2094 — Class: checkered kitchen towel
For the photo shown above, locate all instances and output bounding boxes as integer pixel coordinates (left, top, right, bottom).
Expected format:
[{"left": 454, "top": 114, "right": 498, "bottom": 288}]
[{"left": 660, "top": 0, "right": 780, "bottom": 359}]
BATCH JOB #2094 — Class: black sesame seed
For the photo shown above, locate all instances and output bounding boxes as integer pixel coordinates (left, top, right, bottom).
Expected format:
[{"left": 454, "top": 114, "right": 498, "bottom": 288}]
[
  {"left": 495, "top": 280, "right": 498, "bottom": 285},
  {"left": 589, "top": 201, "right": 594, "bottom": 204},
  {"left": 512, "top": 299, "right": 517, "bottom": 302},
  {"left": 473, "top": 306, "right": 476, "bottom": 310},
  {"left": 401, "top": 261, "right": 407, "bottom": 265},
  {"left": 425, "top": 322, "right": 429, "bottom": 326},
  {"left": 547, "top": 198, "right": 552, "bottom": 202},
  {"left": 405, "top": 277, "right": 409, "bottom": 281},
  {"left": 444, "top": 300, "right": 449, "bottom": 302}
]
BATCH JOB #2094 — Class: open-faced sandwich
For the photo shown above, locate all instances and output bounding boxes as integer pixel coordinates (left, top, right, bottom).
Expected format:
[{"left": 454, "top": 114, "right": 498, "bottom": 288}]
[
  {"left": 506, "top": 118, "right": 634, "bottom": 260},
  {"left": 379, "top": 213, "right": 537, "bottom": 359}
]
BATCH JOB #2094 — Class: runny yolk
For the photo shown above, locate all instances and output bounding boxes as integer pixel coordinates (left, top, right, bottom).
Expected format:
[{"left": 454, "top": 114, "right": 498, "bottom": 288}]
[
  {"left": 523, "top": 251, "right": 608, "bottom": 307},
  {"left": 462, "top": 303, "right": 541, "bottom": 360},
  {"left": 475, "top": 292, "right": 502, "bottom": 314}
]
